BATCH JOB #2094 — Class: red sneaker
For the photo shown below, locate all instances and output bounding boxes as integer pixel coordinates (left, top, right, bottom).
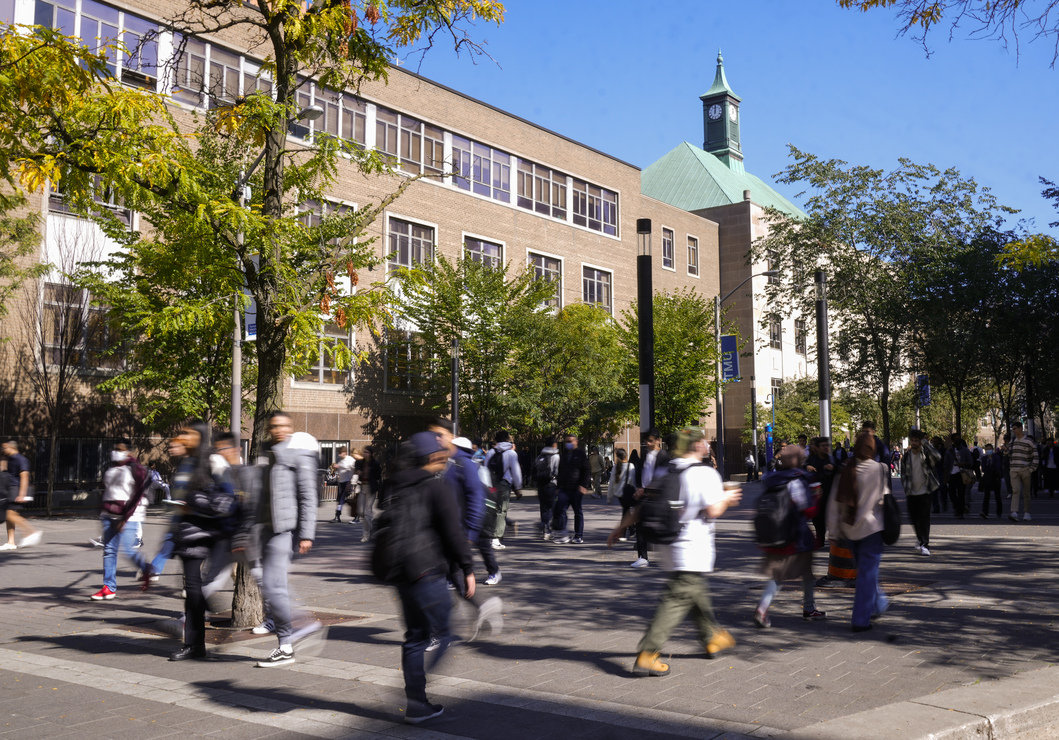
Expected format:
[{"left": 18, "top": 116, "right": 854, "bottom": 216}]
[{"left": 90, "top": 586, "right": 116, "bottom": 601}]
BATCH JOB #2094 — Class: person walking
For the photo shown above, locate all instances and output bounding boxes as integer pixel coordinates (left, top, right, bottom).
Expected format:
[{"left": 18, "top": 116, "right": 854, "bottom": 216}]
[
  {"left": 552, "top": 433, "right": 590, "bottom": 544},
  {"left": 484, "top": 431, "right": 521, "bottom": 549},
  {"left": 588, "top": 446, "right": 605, "bottom": 499},
  {"left": 826, "top": 432, "right": 891, "bottom": 633},
  {"left": 533, "top": 437, "right": 560, "bottom": 540},
  {"left": 354, "top": 446, "right": 381, "bottom": 542},
  {"left": 979, "top": 443, "right": 1004, "bottom": 519},
  {"left": 805, "top": 436, "right": 837, "bottom": 548},
  {"left": 943, "top": 435, "right": 972, "bottom": 519},
  {"left": 900, "top": 430, "right": 940, "bottom": 555},
  {"left": 753, "top": 445, "right": 825, "bottom": 628},
  {"left": 168, "top": 422, "right": 238, "bottom": 661},
  {"left": 1041, "top": 438, "right": 1059, "bottom": 498},
  {"left": 1008, "top": 422, "right": 1039, "bottom": 521},
  {"left": 89, "top": 439, "right": 152, "bottom": 600},
  {"left": 0, "top": 440, "right": 42, "bottom": 551},
  {"left": 627, "top": 430, "right": 669, "bottom": 567},
  {"left": 328, "top": 447, "right": 359, "bottom": 523},
  {"left": 610, "top": 448, "right": 635, "bottom": 518},
  {"left": 378, "top": 432, "right": 475, "bottom": 724},
  {"left": 608, "top": 428, "right": 741, "bottom": 677},
  {"left": 255, "top": 411, "right": 321, "bottom": 668}
]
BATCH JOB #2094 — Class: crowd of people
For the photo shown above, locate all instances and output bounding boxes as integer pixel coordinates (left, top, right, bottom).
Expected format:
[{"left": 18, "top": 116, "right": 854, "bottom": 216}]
[{"left": 0, "top": 414, "right": 1054, "bottom": 724}]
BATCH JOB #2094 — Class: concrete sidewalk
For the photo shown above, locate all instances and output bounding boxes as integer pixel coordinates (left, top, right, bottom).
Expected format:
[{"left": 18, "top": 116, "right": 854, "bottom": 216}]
[{"left": 2, "top": 478, "right": 1059, "bottom": 739}]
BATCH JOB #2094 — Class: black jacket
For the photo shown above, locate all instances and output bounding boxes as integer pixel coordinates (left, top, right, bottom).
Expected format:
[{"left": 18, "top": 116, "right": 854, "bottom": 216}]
[
  {"left": 635, "top": 449, "right": 671, "bottom": 489},
  {"left": 173, "top": 462, "right": 238, "bottom": 560},
  {"left": 556, "top": 446, "right": 591, "bottom": 492},
  {"left": 381, "top": 467, "right": 474, "bottom": 581}
]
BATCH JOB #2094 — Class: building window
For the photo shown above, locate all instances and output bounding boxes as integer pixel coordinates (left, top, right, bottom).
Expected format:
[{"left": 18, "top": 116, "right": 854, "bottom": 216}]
[
  {"left": 42, "top": 283, "right": 125, "bottom": 371},
  {"left": 582, "top": 266, "right": 612, "bottom": 314},
  {"left": 769, "top": 318, "right": 782, "bottom": 350},
  {"left": 341, "top": 94, "right": 366, "bottom": 145},
  {"left": 661, "top": 228, "right": 674, "bottom": 270},
  {"left": 465, "top": 237, "right": 501, "bottom": 269},
  {"left": 687, "top": 236, "right": 699, "bottom": 276},
  {"left": 529, "top": 252, "right": 562, "bottom": 308},
  {"left": 795, "top": 319, "right": 807, "bottom": 355},
  {"left": 49, "top": 174, "right": 133, "bottom": 228},
  {"left": 517, "top": 160, "right": 567, "bottom": 219},
  {"left": 423, "top": 124, "right": 444, "bottom": 174},
  {"left": 36, "top": 0, "right": 159, "bottom": 89},
  {"left": 317, "top": 440, "right": 350, "bottom": 470},
  {"left": 388, "top": 218, "right": 433, "bottom": 271},
  {"left": 452, "top": 136, "right": 511, "bottom": 203},
  {"left": 767, "top": 250, "right": 779, "bottom": 284},
  {"left": 295, "top": 323, "right": 350, "bottom": 385},
  {"left": 572, "top": 179, "right": 618, "bottom": 236},
  {"left": 385, "top": 330, "right": 429, "bottom": 393},
  {"left": 375, "top": 106, "right": 399, "bottom": 163},
  {"left": 771, "top": 377, "right": 782, "bottom": 402}
]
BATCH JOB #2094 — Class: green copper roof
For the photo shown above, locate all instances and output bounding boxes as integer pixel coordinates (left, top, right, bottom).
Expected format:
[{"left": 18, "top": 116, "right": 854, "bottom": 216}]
[
  {"left": 700, "top": 50, "right": 741, "bottom": 102},
  {"left": 641, "top": 141, "right": 805, "bottom": 218}
]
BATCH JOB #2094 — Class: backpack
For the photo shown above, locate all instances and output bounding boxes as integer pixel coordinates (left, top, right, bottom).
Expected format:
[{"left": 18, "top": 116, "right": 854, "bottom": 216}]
[
  {"left": 533, "top": 452, "right": 554, "bottom": 486},
  {"left": 753, "top": 478, "right": 802, "bottom": 548},
  {"left": 487, "top": 448, "right": 506, "bottom": 488},
  {"left": 371, "top": 480, "right": 430, "bottom": 584},
  {"left": 637, "top": 462, "right": 694, "bottom": 545}
]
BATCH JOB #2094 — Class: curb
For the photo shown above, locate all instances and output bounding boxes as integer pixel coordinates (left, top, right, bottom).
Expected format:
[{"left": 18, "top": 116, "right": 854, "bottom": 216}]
[{"left": 778, "top": 664, "right": 1059, "bottom": 739}]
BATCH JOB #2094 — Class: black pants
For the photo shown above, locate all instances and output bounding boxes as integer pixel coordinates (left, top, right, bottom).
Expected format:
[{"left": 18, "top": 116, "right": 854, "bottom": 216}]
[
  {"left": 538, "top": 484, "right": 556, "bottom": 530},
  {"left": 906, "top": 494, "right": 931, "bottom": 548},
  {"left": 947, "top": 477, "right": 966, "bottom": 516},
  {"left": 980, "top": 475, "right": 1002, "bottom": 515},
  {"left": 181, "top": 555, "right": 207, "bottom": 650}
]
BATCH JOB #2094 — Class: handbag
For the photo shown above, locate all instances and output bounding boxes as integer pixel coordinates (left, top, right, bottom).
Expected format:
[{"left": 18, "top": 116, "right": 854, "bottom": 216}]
[
  {"left": 960, "top": 469, "right": 975, "bottom": 486},
  {"left": 881, "top": 466, "right": 901, "bottom": 545}
]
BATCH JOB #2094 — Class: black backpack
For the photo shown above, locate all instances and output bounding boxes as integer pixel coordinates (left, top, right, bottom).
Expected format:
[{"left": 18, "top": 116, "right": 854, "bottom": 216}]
[
  {"left": 533, "top": 452, "right": 554, "bottom": 486},
  {"left": 753, "top": 478, "right": 802, "bottom": 547},
  {"left": 487, "top": 448, "right": 506, "bottom": 488},
  {"left": 637, "top": 462, "right": 695, "bottom": 545},
  {"left": 371, "top": 480, "right": 430, "bottom": 584}
]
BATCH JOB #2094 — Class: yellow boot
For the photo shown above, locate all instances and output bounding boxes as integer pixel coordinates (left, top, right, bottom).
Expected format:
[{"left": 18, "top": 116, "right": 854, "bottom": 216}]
[
  {"left": 706, "top": 628, "right": 735, "bottom": 659},
  {"left": 632, "top": 651, "right": 670, "bottom": 677}
]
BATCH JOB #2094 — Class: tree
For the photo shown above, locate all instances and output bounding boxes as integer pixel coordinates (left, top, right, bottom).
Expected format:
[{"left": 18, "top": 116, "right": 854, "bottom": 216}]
[
  {"left": 752, "top": 147, "right": 1012, "bottom": 444},
  {"left": 16, "top": 224, "right": 105, "bottom": 515},
  {"left": 838, "top": 0, "right": 1059, "bottom": 66},
  {"left": 387, "top": 253, "right": 555, "bottom": 440},
  {"left": 510, "top": 304, "right": 628, "bottom": 440},
  {"left": 744, "top": 377, "right": 855, "bottom": 445},
  {"left": 0, "top": 196, "right": 45, "bottom": 325},
  {"left": 616, "top": 289, "right": 724, "bottom": 436}
]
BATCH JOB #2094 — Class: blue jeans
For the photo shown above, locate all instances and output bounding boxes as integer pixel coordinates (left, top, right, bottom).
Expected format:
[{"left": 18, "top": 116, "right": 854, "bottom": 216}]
[
  {"left": 849, "top": 531, "right": 889, "bottom": 628},
  {"left": 150, "top": 530, "right": 175, "bottom": 576},
  {"left": 553, "top": 488, "right": 584, "bottom": 536},
  {"left": 102, "top": 518, "right": 147, "bottom": 591},
  {"left": 396, "top": 575, "right": 452, "bottom": 705}
]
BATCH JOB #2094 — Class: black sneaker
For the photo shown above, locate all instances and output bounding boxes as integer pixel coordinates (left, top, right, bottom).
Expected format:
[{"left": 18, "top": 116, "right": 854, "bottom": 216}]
[
  {"left": 256, "top": 646, "right": 295, "bottom": 668},
  {"left": 405, "top": 702, "right": 444, "bottom": 724}
]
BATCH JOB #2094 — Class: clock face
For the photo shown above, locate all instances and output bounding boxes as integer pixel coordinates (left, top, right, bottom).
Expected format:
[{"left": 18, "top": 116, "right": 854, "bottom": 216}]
[
  {"left": 728, "top": 105, "right": 738, "bottom": 122},
  {"left": 708, "top": 104, "right": 722, "bottom": 121}
]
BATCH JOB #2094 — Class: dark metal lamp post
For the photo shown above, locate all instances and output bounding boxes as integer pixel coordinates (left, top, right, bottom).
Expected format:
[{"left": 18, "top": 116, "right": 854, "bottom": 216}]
[
  {"left": 636, "top": 219, "right": 654, "bottom": 438},
  {"left": 815, "top": 270, "right": 831, "bottom": 440}
]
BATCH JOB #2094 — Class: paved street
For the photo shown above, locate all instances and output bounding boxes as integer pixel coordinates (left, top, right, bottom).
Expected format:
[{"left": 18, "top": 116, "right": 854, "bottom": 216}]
[{"left": 3, "top": 478, "right": 1059, "bottom": 739}]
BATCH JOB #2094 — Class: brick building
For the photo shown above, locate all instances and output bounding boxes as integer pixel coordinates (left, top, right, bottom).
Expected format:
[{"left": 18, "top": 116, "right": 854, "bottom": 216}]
[{"left": 0, "top": 1, "right": 804, "bottom": 481}]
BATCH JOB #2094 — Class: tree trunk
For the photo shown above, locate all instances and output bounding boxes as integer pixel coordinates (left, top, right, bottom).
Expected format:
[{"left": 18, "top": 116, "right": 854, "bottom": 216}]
[
  {"left": 47, "top": 425, "right": 58, "bottom": 517},
  {"left": 231, "top": 561, "right": 265, "bottom": 628},
  {"left": 880, "top": 386, "right": 891, "bottom": 445}
]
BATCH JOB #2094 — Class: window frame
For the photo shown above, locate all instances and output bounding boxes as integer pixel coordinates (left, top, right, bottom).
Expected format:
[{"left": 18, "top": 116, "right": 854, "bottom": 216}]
[
  {"left": 769, "top": 318, "right": 782, "bottom": 350},
  {"left": 463, "top": 233, "right": 503, "bottom": 269},
  {"left": 794, "top": 318, "right": 807, "bottom": 356},
  {"left": 41, "top": 280, "right": 126, "bottom": 373},
  {"left": 386, "top": 213, "right": 436, "bottom": 273},
  {"left": 660, "top": 226, "right": 675, "bottom": 271},
  {"left": 527, "top": 248, "right": 564, "bottom": 310},
  {"left": 581, "top": 262, "right": 613, "bottom": 315},
  {"left": 383, "top": 328, "right": 431, "bottom": 395}
]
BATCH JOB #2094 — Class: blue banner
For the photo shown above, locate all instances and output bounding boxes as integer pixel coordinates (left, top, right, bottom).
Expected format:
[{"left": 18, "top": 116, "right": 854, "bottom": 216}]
[
  {"left": 765, "top": 423, "right": 774, "bottom": 464},
  {"left": 917, "top": 374, "right": 931, "bottom": 408},
  {"left": 720, "top": 335, "right": 739, "bottom": 382}
]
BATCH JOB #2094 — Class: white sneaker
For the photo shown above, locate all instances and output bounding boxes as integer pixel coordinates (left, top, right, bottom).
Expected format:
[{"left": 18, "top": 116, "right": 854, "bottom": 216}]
[
  {"left": 19, "top": 532, "right": 42, "bottom": 549},
  {"left": 554, "top": 533, "right": 571, "bottom": 544},
  {"left": 470, "top": 596, "right": 503, "bottom": 641},
  {"left": 542, "top": 532, "right": 553, "bottom": 541},
  {"left": 490, "top": 538, "right": 506, "bottom": 550},
  {"left": 252, "top": 618, "right": 275, "bottom": 635},
  {"left": 1023, "top": 513, "right": 1033, "bottom": 522},
  {"left": 89, "top": 538, "right": 104, "bottom": 548},
  {"left": 484, "top": 571, "right": 502, "bottom": 586},
  {"left": 921, "top": 546, "right": 931, "bottom": 556},
  {"left": 0, "top": 543, "right": 16, "bottom": 551},
  {"left": 425, "top": 636, "right": 442, "bottom": 652},
  {"left": 630, "top": 557, "right": 649, "bottom": 568}
]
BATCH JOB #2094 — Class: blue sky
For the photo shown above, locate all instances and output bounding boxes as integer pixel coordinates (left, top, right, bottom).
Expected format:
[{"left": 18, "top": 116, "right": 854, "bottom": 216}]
[{"left": 406, "top": 0, "right": 1059, "bottom": 233}]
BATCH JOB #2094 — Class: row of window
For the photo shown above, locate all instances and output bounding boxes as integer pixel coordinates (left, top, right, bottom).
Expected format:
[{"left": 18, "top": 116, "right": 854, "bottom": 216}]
[
  {"left": 660, "top": 227, "right": 700, "bottom": 276},
  {"left": 28, "top": 0, "right": 623, "bottom": 238}
]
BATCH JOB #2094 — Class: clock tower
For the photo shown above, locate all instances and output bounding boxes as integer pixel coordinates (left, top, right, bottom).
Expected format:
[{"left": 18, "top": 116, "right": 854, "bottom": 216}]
[{"left": 700, "top": 50, "right": 743, "bottom": 173}]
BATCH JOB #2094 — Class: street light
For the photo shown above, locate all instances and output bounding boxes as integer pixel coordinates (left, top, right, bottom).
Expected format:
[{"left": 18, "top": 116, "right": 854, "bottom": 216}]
[
  {"left": 230, "top": 104, "right": 324, "bottom": 451},
  {"left": 765, "top": 392, "right": 776, "bottom": 467},
  {"left": 815, "top": 270, "right": 831, "bottom": 441},
  {"left": 714, "top": 269, "right": 778, "bottom": 480},
  {"left": 636, "top": 218, "right": 655, "bottom": 439}
]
